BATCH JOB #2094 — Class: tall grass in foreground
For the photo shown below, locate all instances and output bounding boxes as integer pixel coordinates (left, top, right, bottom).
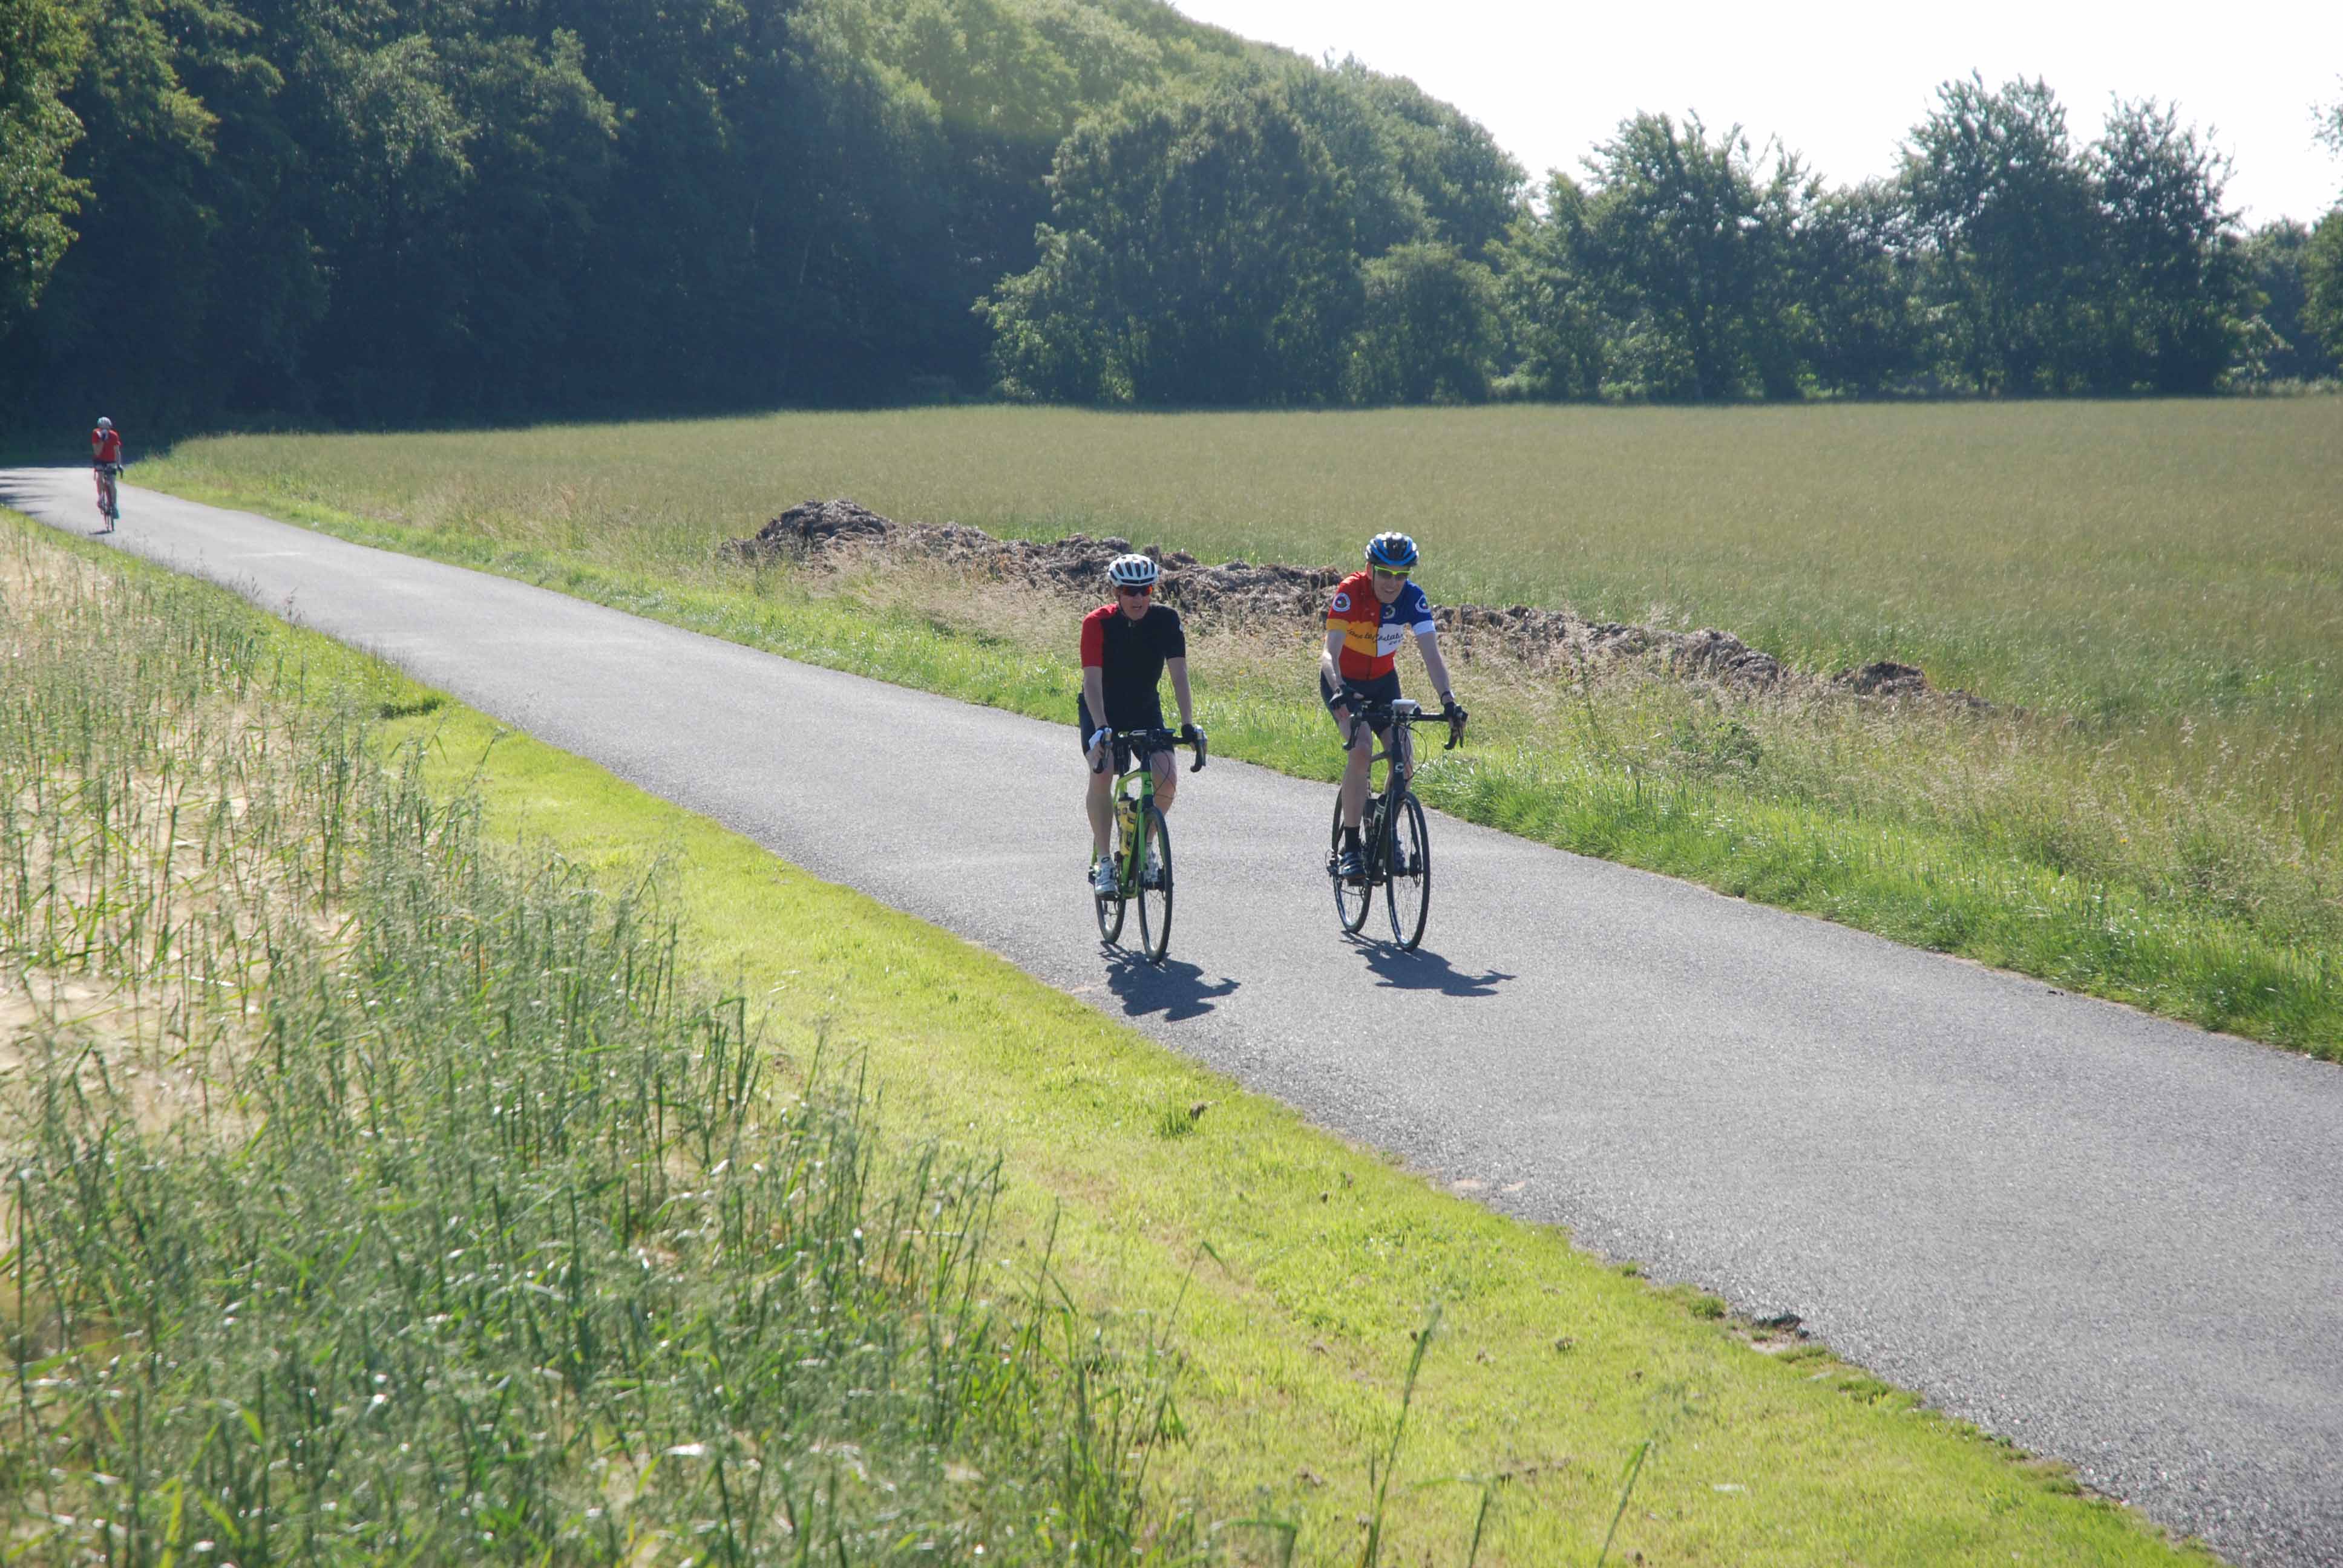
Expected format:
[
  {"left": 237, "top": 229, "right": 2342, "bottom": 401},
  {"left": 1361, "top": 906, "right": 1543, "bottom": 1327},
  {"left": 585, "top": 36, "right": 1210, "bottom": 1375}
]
[{"left": 0, "top": 539, "right": 1201, "bottom": 1561}]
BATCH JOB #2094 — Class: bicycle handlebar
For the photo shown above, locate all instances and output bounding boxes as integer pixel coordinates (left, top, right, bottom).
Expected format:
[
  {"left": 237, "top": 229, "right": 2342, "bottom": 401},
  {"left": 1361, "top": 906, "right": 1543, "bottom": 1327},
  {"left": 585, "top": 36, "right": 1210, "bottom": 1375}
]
[
  {"left": 1343, "top": 699, "right": 1468, "bottom": 753},
  {"left": 1090, "top": 727, "right": 1208, "bottom": 774}
]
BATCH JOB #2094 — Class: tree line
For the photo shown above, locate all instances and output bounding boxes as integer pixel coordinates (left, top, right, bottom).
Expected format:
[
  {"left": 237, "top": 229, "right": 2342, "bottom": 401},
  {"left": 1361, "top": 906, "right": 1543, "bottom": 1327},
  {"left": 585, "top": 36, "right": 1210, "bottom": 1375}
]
[
  {"left": 4, "top": 0, "right": 2339, "bottom": 434},
  {"left": 988, "top": 73, "right": 2343, "bottom": 405}
]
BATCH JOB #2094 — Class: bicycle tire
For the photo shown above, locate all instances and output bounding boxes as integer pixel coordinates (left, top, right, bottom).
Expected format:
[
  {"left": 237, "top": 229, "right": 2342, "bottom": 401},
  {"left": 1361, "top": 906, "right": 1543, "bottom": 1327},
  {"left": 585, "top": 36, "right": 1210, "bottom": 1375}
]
[
  {"left": 1386, "top": 792, "right": 1431, "bottom": 950},
  {"left": 1135, "top": 805, "right": 1173, "bottom": 964},
  {"left": 1094, "top": 812, "right": 1127, "bottom": 944},
  {"left": 1329, "top": 797, "right": 1372, "bottom": 933}
]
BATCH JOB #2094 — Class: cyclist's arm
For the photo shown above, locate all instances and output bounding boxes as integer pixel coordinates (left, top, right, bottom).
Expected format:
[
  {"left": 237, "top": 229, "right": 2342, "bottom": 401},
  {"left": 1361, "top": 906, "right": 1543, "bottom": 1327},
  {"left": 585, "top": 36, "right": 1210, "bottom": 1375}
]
[
  {"left": 1320, "top": 626, "right": 1348, "bottom": 704},
  {"left": 1166, "top": 656, "right": 1194, "bottom": 729},
  {"left": 1081, "top": 664, "right": 1108, "bottom": 734},
  {"left": 1415, "top": 627, "right": 1455, "bottom": 705}
]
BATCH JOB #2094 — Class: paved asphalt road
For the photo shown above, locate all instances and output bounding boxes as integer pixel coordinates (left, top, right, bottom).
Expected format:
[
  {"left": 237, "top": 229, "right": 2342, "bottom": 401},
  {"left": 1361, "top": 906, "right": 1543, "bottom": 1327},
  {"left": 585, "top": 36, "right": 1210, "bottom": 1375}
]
[{"left": 7, "top": 469, "right": 2341, "bottom": 1565}]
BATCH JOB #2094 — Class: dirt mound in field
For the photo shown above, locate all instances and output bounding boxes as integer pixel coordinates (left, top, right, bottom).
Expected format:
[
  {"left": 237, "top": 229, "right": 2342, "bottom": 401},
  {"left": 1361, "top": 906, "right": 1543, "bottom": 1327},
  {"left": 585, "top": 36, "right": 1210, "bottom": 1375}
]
[{"left": 728, "top": 499, "right": 1986, "bottom": 708}]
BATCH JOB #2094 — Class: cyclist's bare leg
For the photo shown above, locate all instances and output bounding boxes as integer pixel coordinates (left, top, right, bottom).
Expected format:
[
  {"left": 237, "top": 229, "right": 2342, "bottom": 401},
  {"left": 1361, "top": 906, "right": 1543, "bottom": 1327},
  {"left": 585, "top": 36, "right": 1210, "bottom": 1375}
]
[
  {"left": 1331, "top": 707, "right": 1374, "bottom": 829},
  {"left": 1149, "top": 749, "right": 1179, "bottom": 812},
  {"left": 1084, "top": 751, "right": 1116, "bottom": 860}
]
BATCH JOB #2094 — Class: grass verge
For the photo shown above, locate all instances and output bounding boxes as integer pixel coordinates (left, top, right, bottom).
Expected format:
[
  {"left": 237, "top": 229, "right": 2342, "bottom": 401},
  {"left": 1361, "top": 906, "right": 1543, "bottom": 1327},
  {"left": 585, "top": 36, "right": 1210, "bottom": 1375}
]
[
  {"left": 1, "top": 516, "right": 2225, "bottom": 1564},
  {"left": 0, "top": 523, "right": 1192, "bottom": 1563},
  {"left": 123, "top": 473, "right": 2343, "bottom": 1054}
]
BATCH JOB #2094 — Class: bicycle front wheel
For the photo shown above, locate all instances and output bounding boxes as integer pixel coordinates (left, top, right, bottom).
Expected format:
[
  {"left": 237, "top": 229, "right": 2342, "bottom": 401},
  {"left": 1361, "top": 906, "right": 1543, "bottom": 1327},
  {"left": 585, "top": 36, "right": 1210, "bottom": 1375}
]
[
  {"left": 1329, "top": 797, "right": 1372, "bottom": 934},
  {"left": 1094, "top": 829, "right": 1127, "bottom": 945},
  {"left": 1134, "top": 806, "right": 1173, "bottom": 963},
  {"left": 1385, "top": 792, "right": 1430, "bottom": 950}
]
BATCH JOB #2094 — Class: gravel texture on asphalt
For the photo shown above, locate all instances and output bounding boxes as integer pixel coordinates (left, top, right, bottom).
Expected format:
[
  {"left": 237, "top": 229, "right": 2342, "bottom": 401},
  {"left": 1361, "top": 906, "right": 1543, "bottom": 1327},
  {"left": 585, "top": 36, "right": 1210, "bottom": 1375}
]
[{"left": 7, "top": 468, "right": 2338, "bottom": 1567}]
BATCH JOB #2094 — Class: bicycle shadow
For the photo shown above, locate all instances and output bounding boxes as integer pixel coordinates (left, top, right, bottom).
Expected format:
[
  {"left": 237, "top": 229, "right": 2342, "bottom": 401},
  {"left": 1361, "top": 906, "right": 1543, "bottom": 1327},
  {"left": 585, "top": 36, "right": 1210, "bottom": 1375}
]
[
  {"left": 1100, "top": 948, "right": 1240, "bottom": 1022},
  {"left": 1344, "top": 937, "right": 1515, "bottom": 998}
]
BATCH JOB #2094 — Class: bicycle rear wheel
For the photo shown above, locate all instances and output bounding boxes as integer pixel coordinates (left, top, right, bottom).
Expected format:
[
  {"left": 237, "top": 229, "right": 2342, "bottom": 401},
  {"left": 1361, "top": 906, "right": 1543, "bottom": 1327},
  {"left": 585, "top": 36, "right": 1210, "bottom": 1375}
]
[
  {"left": 1385, "top": 792, "right": 1430, "bottom": 950},
  {"left": 1134, "top": 806, "right": 1173, "bottom": 963},
  {"left": 1329, "top": 797, "right": 1372, "bottom": 933}
]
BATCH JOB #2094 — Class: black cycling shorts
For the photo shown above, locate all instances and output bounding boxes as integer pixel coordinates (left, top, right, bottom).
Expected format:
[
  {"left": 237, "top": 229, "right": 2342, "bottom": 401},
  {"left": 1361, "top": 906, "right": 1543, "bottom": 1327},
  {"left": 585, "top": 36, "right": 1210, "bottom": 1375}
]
[
  {"left": 1321, "top": 668, "right": 1401, "bottom": 725},
  {"left": 1076, "top": 696, "right": 1165, "bottom": 772}
]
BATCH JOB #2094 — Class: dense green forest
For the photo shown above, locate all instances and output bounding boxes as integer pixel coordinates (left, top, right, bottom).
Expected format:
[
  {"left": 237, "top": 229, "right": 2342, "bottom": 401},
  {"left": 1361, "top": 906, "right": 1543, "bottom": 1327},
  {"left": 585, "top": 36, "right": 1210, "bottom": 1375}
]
[{"left": 4, "top": 0, "right": 2341, "bottom": 432}]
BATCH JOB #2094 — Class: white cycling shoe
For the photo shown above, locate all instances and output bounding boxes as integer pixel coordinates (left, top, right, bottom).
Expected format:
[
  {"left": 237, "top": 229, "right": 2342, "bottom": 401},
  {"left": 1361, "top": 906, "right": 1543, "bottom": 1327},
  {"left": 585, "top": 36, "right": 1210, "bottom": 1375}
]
[{"left": 1091, "top": 858, "right": 1120, "bottom": 896}]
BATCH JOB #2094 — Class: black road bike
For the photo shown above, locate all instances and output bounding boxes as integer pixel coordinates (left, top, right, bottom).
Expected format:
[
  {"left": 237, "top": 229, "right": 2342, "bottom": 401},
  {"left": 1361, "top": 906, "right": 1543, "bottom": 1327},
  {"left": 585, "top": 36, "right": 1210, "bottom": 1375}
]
[
  {"left": 1093, "top": 727, "right": 1207, "bottom": 964},
  {"left": 1328, "top": 698, "right": 1465, "bottom": 951}
]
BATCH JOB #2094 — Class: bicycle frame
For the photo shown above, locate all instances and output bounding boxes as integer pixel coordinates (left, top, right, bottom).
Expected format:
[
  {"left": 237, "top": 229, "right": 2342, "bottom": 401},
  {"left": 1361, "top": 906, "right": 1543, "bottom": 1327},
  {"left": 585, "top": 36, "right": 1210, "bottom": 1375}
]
[
  {"left": 1342, "top": 702, "right": 1459, "bottom": 881},
  {"left": 1103, "top": 729, "right": 1202, "bottom": 894}
]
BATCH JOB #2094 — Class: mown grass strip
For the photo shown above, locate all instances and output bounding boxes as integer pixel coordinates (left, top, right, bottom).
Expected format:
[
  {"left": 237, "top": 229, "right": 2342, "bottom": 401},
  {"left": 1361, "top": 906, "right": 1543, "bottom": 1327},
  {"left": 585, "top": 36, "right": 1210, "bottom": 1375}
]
[
  {"left": 6, "top": 513, "right": 2221, "bottom": 1562},
  {"left": 122, "top": 478, "right": 2343, "bottom": 1054}
]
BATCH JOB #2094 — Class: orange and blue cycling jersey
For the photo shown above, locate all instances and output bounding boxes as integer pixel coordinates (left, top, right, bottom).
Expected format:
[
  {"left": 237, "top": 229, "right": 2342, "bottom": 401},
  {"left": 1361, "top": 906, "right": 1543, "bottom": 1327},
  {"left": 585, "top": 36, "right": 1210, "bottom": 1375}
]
[{"left": 1326, "top": 569, "right": 1435, "bottom": 683}]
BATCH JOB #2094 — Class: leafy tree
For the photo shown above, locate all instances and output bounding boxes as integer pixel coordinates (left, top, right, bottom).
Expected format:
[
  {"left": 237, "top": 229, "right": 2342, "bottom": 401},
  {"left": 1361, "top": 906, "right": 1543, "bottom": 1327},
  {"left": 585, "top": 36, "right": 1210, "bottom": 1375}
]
[
  {"left": 15, "top": 0, "right": 243, "bottom": 428},
  {"left": 1279, "top": 60, "right": 1432, "bottom": 260},
  {"left": 1346, "top": 65, "right": 1524, "bottom": 260},
  {"left": 979, "top": 223, "right": 1116, "bottom": 400},
  {"left": 1900, "top": 74, "right": 2102, "bottom": 393},
  {"left": 1576, "top": 111, "right": 1807, "bottom": 400},
  {"left": 1487, "top": 172, "right": 1603, "bottom": 400},
  {"left": 983, "top": 80, "right": 1360, "bottom": 405},
  {"left": 2089, "top": 98, "right": 2247, "bottom": 393},
  {"left": 2238, "top": 221, "right": 2339, "bottom": 382},
  {"left": 0, "top": 0, "right": 89, "bottom": 322},
  {"left": 1345, "top": 240, "right": 1498, "bottom": 403},
  {"left": 1794, "top": 178, "right": 1925, "bottom": 396},
  {"left": 2304, "top": 209, "right": 2343, "bottom": 365}
]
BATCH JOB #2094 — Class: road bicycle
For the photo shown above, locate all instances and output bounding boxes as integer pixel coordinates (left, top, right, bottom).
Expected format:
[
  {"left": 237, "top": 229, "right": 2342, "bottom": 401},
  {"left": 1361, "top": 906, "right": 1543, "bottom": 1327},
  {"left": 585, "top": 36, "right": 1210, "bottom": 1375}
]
[
  {"left": 1328, "top": 697, "right": 1466, "bottom": 951},
  {"left": 93, "top": 463, "right": 121, "bottom": 531},
  {"left": 1093, "top": 727, "right": 1207, "bottom": 964}
]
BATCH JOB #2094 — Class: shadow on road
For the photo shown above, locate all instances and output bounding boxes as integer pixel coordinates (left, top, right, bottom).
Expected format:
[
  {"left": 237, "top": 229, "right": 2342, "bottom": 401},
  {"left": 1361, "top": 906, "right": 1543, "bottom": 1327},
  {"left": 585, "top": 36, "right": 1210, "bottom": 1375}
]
[
  {"left": 0, "top": 469, "right": 109, "bottom": 534},
  {"left": 1345, "top": 938, "right": 1515, "bottom": 997},
  {"left": 1101, "top": 949, "right": 1239, "bottom": 1022}
]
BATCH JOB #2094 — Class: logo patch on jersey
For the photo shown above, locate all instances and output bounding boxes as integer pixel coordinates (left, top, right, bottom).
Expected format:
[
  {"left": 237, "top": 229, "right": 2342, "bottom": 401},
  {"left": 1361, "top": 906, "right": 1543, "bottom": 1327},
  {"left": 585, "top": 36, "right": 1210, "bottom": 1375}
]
[{"left": 1329, "top": 590, "right": 1351, "bottom": 612}]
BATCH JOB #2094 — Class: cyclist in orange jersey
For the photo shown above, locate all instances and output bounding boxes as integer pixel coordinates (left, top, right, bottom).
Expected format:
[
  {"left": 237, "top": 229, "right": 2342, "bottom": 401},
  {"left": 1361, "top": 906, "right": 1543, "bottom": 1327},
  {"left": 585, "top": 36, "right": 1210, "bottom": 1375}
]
[{"left": 1321, "top": 531, "right": 1464, "bottom": 880}]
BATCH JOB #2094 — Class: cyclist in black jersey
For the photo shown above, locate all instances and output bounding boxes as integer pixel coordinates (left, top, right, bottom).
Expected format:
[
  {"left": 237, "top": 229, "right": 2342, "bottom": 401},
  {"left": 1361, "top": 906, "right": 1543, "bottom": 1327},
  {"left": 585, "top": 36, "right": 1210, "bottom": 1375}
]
[{"left": 1080, "top": 553, "right": 1200, "bottom": 894}]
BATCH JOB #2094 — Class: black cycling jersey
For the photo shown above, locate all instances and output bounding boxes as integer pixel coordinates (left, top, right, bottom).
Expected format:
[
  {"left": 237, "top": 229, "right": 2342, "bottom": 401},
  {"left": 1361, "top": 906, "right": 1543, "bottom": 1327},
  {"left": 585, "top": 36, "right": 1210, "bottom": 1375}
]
[{"left": 1080, "top": 602, "right": 1185, "bottom": 731}]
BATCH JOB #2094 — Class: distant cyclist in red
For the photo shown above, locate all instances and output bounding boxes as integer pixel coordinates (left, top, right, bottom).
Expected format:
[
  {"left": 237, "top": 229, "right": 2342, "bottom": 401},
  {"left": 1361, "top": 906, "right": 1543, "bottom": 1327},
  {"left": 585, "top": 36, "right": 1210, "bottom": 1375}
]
[
  {"left": 90, "top": 417, "right": 123, "bottom": 532},
  {"left": 1081, "top": 553, "right": 1200, "bottom": 894},
  {"left": 1323, "top": 531, "right": 1464, "bottom": 880}
]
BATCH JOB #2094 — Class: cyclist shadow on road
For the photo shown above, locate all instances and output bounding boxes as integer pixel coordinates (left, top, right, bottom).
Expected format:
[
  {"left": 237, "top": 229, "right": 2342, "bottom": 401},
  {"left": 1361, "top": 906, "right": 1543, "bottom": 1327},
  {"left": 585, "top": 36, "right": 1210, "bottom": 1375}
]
[
  {"left": 1345, "top": 938, "right": 1515, "bottom": 998},
  {"left": 1101, "top": 950, "right": 1240, "bottom": 1023}
]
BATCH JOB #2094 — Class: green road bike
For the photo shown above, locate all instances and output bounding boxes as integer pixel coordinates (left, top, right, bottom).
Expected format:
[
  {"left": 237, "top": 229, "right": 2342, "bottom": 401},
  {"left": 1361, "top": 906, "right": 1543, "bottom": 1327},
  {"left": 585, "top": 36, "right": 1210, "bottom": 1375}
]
[
  {"left": 1093, "top": 727, "right": 1207, "bottom": 964},
  {"left": 1328, "top": 698, "right": 1466, "bottom": 951}
]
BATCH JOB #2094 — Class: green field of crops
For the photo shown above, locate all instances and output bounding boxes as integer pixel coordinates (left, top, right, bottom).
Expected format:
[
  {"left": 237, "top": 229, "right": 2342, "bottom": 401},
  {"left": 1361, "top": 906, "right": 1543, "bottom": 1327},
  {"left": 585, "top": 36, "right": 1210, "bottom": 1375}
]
[
  {"left": 139, "top": 401, "right": 2343, "bottom": 1050},
  {"left": 152, "top": 400, "right": 2343, "bottom": 723}
]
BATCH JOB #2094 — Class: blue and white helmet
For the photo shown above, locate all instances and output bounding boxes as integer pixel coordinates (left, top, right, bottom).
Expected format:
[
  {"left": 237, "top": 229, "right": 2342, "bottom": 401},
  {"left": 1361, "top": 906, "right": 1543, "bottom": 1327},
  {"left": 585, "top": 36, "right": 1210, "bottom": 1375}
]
[
  {"left": 1107, "top": 552, "right": 1159, "bottom": 588},
  {"left": 1365, "top": 532, "right": 1418, "bottom": 570}
]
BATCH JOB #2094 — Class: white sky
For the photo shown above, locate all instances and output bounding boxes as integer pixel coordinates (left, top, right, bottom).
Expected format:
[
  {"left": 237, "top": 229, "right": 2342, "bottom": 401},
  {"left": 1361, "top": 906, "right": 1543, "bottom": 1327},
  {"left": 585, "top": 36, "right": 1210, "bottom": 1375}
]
[{"left": 1171, "top": 1, "right": 2343, "bottom": 227}]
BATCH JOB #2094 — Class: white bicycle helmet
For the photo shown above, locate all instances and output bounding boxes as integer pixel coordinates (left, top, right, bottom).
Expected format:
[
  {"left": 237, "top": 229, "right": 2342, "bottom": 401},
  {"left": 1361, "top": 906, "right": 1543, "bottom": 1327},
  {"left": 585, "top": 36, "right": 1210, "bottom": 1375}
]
[
  {"left": 1107, "top": 552, "right": 1159, "bottom": 589},
  {"left": 96, "top": 417, "right": 113, "bottom": 431}
]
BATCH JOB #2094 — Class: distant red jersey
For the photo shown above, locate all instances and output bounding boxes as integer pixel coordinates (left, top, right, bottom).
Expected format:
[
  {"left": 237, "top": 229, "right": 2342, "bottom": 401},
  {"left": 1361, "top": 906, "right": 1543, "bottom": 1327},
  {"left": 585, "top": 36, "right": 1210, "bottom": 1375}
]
[{"left": 91, "top": 428, "right": 122, "bottom": 464}]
